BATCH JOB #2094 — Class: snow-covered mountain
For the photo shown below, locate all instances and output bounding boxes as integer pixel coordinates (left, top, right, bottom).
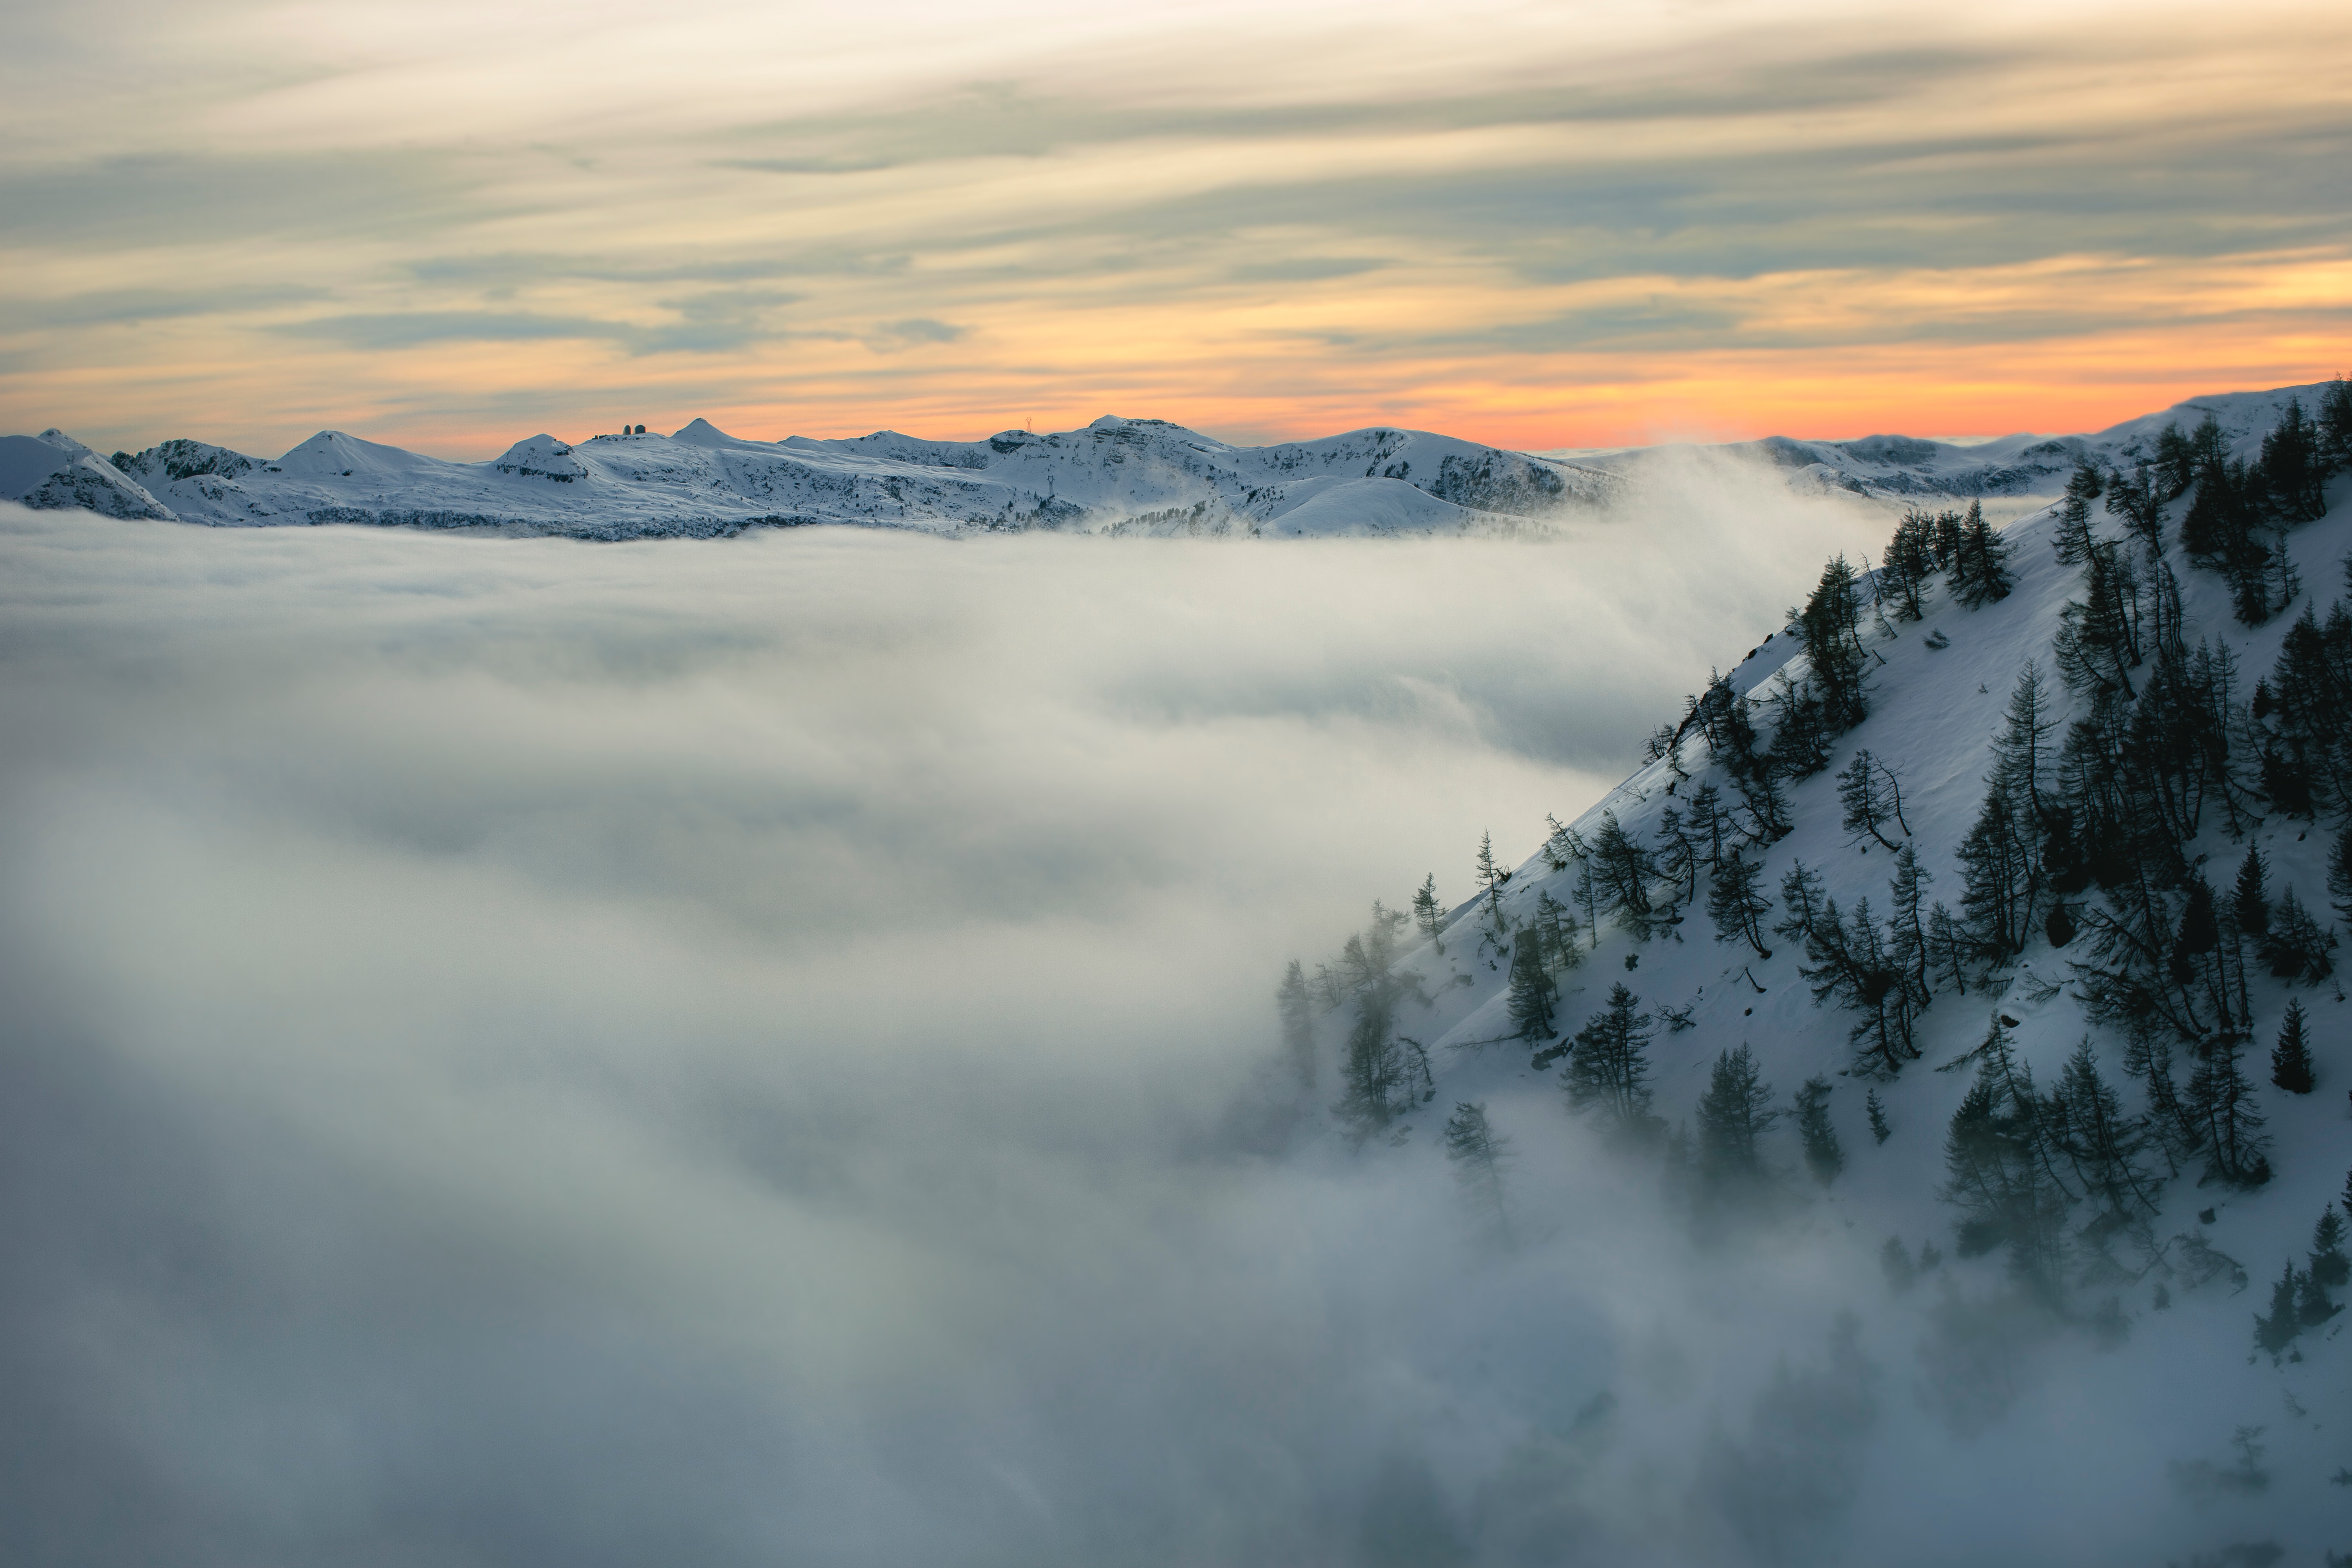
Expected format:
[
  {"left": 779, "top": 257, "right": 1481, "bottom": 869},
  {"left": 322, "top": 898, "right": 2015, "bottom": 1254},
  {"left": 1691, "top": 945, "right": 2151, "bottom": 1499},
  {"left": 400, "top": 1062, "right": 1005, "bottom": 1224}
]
[
  {"left": 0, "top": 416, "right": 1620, "bottom": 540},
  {"left": 1283, "top": 377, "right": 2352, "bottom": 1559},
  {"left": 0, "top": 429, "right": 172, "bottom": 521},
  {"left": 4, "top": 383, "right": 2332, "bottom": 541}
]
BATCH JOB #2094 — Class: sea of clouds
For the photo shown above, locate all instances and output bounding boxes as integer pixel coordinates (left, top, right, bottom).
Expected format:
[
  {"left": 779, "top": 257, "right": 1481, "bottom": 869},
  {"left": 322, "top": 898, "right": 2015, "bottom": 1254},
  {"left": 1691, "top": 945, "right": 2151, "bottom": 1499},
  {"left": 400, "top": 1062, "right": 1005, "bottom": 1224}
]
[{"left": 0, "top": 462, "right": 2314, "bottom": 1566}]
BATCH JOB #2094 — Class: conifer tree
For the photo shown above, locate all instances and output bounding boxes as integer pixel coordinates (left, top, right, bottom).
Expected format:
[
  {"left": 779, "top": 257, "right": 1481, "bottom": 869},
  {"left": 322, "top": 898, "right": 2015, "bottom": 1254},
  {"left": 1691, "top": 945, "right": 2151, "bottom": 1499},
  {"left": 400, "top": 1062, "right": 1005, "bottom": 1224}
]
[
  {"left": 1956, "top": 787, "right": 2038, "bottom": 958},
  {"left": 1696, "top": 1044, "right": 1780, "bottom": 1199},
  {"left": 1773, "top": 860, "right": 1830, "bottom": 949},
  {"left": 1794, "top": 1076, "right": 1844, "bottom": 1186},
  {"left": 2260, "top": 396, "right": 2327, "bottom": 521},
  {"left": 1475, "top": 831, "right": 1504, "bottom": 908},
  {"left": 1886, "top": 844, "right": 1934, "bottom": 1002},
  {"left": 1506, "top": 928, "right": 1560, "bottom": 1041},
  {"left": 1882, "top": 508, "right": 1938, "bottom": 619},
  {"left": 1931, "top": 506, "right": 1967, "bottom": 572},
  {"left": 2259, "top": 886, "right": 2334, "bottom": 982},
  {"left": 1654, "top": 806, "right": 1698, "bottom": 909},
  {"left": 1412, "top": 873, "right": 1447, "bottom": 954},
  {"left": 1531, "top": 891, "right": 1580, "bottom": 972},
  {"left": 1559, "top": 984, "right": 1659, "bottom": 1142},
  {"left": 1443, "top": 1101, "right": 1512, "bottom": 1237},
  {"left": 2232, "top": 845, "right": 2271, "bottom": 937},
  {"left": 2187, "top": 1031, "right": 2272, "bottom": 1187},
  {"left": 1735, "top": 768, "right": 1794, "bottom": 844},
  {"left": 2328, "top": 823, "right": 2352, "bottom": 929},
  {"left": 2123, "top": 1031, "right": 2200, "bottom": 1172},
  {"left": 1587, "top": 811, "right": 1657, "bottom": 940},
  {"left": 1277, "top": 960, "right": 1315, "bottom": 1088},
  {"left": 1939, "top": 1025, "right": 2071, "bottom": 1294},
  {"left": 1688, "top": 780, "right": 1735, "bottom": 872},
  {"left": 1330, "top": 902, "right": 1419, "bottom": 1142},
  {"left": 1866, "top": 1089, "right": 1891, "bottom": 1144},
  {"left": 1954, "top": 500, "right": 2015, "bottom": 608},
  {"left": 2055, "top": 461, "right": 2103, "bottom": 565},
  {"left": 1794, "top": 554, "right": 1871, "bottom": 729},
  {"left": 2255, "top": 1263, "right": 2303, "bottom": 1355},
  {"left": 2104, "top": 461, "right": 2165, "bottom": 552},
  {"left": 2297, "top": 1266, "right": 2338, "bottom": 1328},
  {"left": 1542, "top": 813, "right": 1579, "bottom": 872},
  {"left": 1837, "top": 749, "right": 1906, "bottom": 850},
  {"left": 2054, "top": 542, "right": 2143, "bottom": 697},
  {"left": 1925, "top": 901, "right": 1971, "bottom": 994},
  {"left": 2048, "top": 1038, "right": 2161, "bottom": 1222},
  {"left": 1706, "top": 851, "right": 1773, "bottom": 959},
  {"left": 2311, "top": 1209, "right": 2350, "bottom": 1289},
  {"left": 2271, "top": 999, "right": 2316, "bottom": 1094},
  {"left": 2153, "top": 423, "right": 2196, "bottom": 498},
  {"left": 1991, "top": 662, "right": 2057, "bottom": 817},
  {"left": 2319, "top": 374, "right": 2352, "bottom": 468},
  {"left": 1572, "top": 856, "right": 1604, "bottom": 951}
]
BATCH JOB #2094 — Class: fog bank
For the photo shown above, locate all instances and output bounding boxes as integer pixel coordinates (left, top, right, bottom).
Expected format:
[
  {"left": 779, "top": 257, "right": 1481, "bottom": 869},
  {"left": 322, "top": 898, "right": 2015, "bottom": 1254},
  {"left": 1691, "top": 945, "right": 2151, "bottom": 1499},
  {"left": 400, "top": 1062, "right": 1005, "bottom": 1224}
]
[{"left": 0, "top": 480, "right": 2303, "bottom": 1566}]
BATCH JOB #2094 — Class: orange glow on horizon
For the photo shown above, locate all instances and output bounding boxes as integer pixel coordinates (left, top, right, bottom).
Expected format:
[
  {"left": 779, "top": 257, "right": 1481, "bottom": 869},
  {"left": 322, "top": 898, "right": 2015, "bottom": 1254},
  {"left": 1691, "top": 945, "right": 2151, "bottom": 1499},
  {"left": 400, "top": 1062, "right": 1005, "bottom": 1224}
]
[{"left": 3, "top": 1, "right": 2348, "bottom": 461}]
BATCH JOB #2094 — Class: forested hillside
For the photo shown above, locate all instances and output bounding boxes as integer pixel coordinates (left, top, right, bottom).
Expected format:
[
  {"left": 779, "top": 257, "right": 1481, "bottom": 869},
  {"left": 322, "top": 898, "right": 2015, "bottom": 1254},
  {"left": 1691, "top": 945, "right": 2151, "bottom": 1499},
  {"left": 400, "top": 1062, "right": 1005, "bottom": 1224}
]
[{"left": 1284, "top": 378, "right": 2352, "bottom": 1564}]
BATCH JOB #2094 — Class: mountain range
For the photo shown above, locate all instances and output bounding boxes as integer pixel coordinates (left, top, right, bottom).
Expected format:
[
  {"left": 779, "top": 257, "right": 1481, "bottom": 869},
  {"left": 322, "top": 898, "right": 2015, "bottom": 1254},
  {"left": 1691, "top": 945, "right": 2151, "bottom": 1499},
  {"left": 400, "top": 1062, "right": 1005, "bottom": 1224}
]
[{"left": 2, "top": 384, "right": 2334, "bottom": 539}]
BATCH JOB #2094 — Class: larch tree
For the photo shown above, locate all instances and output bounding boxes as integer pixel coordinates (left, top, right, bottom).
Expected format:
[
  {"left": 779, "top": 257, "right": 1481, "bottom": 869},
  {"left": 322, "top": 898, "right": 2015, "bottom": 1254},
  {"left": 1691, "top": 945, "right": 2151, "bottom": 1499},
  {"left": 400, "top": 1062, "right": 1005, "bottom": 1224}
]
[
  {"left": 1475, "top": 832, "right": 1505, "bottom": 908},
  {"left": 1412, "top": 873, "right": 1447, "bottom": 954},
  {"left": 2055, "top": 461, "right": 2103, "bottom": 565},
  {"left": 1557, "top": 984, "right": 1659, "bottom": 1143},
  {"left": 1837, "top": 749, "right": 1907, "bottom": 851},
  {"left": 1696, "top": 1045, "right": 1781, "bottom": 1210},
  {"left": 1955, "top": 499, "right": 2016, "bottom": 608},
  {"left": 1706, "top": 851, "right": 1774, "bottom": 959},
  {"left": 1506, "top": 929, "right": 1560, "bottom": 1041},
  {"left": 2187, "top": 1030, "right": 2272, "bottom": 1188}
]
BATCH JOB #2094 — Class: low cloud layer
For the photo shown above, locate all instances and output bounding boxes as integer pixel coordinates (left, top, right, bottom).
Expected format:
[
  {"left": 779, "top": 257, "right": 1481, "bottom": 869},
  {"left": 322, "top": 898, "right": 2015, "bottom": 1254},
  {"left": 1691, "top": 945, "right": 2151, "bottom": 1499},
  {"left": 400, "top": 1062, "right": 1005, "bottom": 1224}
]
[{"left": 0, "top": 481, "right": 2322, "bottom": 1565}]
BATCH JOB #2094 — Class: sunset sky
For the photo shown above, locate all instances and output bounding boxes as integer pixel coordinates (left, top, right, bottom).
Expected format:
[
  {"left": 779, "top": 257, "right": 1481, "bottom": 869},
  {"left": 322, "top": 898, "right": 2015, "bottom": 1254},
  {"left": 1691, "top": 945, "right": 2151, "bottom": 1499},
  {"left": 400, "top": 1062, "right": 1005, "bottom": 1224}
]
[{"left": 4, "top": 0, "right": 2348, "bottom": 457}]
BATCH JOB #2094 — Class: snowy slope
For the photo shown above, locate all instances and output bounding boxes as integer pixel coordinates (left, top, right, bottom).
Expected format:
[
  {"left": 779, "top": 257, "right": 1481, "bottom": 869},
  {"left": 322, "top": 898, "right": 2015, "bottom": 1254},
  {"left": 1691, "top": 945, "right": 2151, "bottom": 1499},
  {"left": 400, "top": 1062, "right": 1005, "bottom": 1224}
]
[
  {"left": 0, "top": 429, "right": 170, "bottom": 519},
  {"left": 1303, "top": 389, "right": 2352, "bottom": 1559},
  {"left": 33, "top": 415, "right": 1619, "bottom": 540}
]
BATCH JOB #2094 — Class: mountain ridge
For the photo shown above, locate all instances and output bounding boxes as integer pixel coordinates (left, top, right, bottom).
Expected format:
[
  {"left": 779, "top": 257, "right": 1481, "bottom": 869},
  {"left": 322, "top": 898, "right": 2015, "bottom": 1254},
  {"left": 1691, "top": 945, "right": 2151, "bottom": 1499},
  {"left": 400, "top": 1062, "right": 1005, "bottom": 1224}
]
[{"left": 3, "top": 382, "right": 2338, "bottom": 540}]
